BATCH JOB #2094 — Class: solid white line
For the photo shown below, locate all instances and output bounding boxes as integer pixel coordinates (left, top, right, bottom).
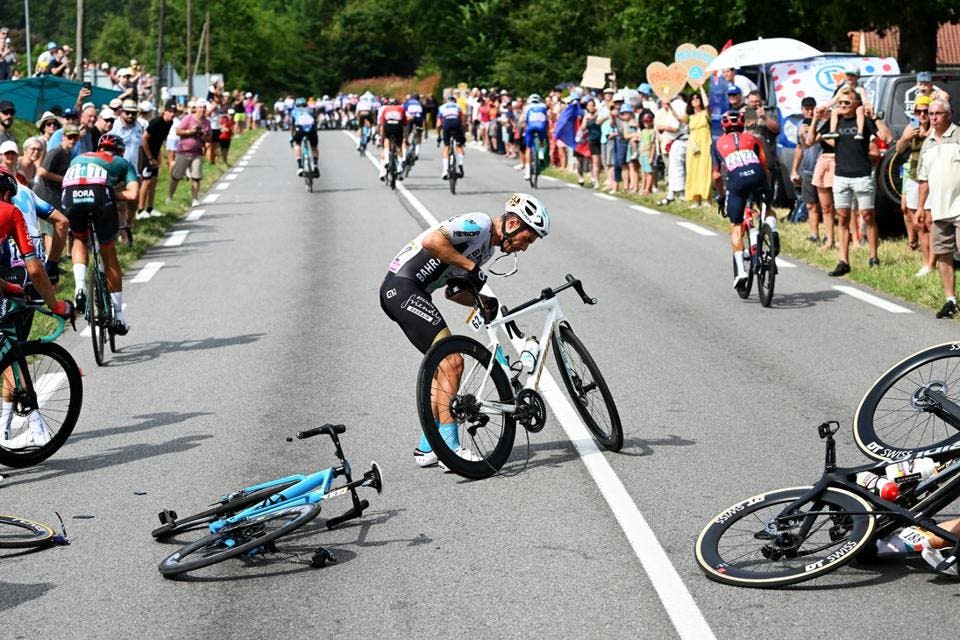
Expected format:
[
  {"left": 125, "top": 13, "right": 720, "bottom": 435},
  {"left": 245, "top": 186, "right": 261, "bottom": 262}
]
[
  {"left": 565, "top": 183, "right": 580, "bottom": 189},
  {"left": 353, "top": 122, "right": 716, "bottom": 639},
  {"left": 540, "top": 175, "right": 558, "bottom": 182},
  {"left": 163, "top": 230, "right": 189, "bottom": 247},
  {"left": 238, "top": 161, "right": 249, "bottom": 167},
  {"left": 594, "top": 193, "right": 617, "bottom": 202},
  {"left": 833, "top": 285, "right": 912, "bottom": 313},
  {"left": 777, "top": 258, "right": 797, "bottom": 268},
  {"left": 224, "top": 173, "right": 239, "bottom": 181},
  {"left": 630, "top": 204, "right": 661, "bottom": 216},
  {"left": 131, "top": 261, "right": 164, "bottom": 283},
  {"left": 676, "top": 221, "right": 717, "bottom": 237},
  {"left": 215, "top": 182, "right": 230, "bottom": 191},
  {"left": 202, "top": 193, "right": 220, "bottom": 203},
  {"left": 185, "top": 208, "right": 205, "bottom": 222}
]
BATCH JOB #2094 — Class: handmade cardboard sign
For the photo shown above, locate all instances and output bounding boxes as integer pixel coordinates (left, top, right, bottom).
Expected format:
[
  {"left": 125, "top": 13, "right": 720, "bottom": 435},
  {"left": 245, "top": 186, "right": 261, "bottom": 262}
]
[
  {"left": 674, "top": 43, "right": 718, "bottom": 89},
  {"left": 646, "top": 61, "right": 688, "bottom": 99},
  {"left": 581, "top": 55, "right": 612, "bottom": 89}
]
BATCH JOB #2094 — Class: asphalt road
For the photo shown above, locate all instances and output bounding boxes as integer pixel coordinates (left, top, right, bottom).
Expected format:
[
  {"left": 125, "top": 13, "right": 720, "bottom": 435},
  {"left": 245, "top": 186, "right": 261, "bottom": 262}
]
[{"left": 3, "top": 128, "right": 959, "bottom": 640}]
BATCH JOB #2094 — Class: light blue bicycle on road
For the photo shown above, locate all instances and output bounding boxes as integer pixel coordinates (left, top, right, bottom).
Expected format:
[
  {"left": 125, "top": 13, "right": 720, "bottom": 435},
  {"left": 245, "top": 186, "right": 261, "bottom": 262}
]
[{"left": 154, "top": 424, "right": 383, "bottom": 577}]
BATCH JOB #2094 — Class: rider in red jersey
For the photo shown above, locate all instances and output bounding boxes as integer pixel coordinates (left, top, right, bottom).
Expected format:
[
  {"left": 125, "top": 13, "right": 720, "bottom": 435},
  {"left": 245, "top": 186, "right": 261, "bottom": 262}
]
[{"left": 378, "top": 98, "right": 407, "bottom": 180}]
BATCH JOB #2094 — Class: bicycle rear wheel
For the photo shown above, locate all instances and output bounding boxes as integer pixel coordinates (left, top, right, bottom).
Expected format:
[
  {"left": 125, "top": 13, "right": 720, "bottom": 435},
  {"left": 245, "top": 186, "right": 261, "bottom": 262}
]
[
  {"left": 158, "top": 503, "right": 321, "bottom": 577},
  {"left": 151, "top": 480, "right": 300, "bottom": 539},
  {"left": 389, "top": 150, "right": 397, "bottom": 190},
  {"left": 854, "top": 342, "right": 960, "bottom": 460},
  {"left": 89, "top": 267, "right": 108, "bottom": 366},
  {"left": 530, "top": 142, "right": 540, "bottom": 189},
  {"left": 303, "top": 144, "right": 314, "bottom": 193},
  {"left": 552, "top": 324, "right": 623, "bottom": 450},
  {"left": 695, "top": 486, "right": 876, "bottom": 588},
  {"left": 0, "top": 514, "right": 56, "bottom": 548},
  {"left": 448, "top": 148, "right": 458, "bottom": 195},
  {"left": 757, "top": 224, "right": 777, "bottom": 307},
  {"left": 0, "top": 341, "right": 84, "bottom": 468},
  {"left": 416, "top": 336, "right": 516, "bottom": 479}
]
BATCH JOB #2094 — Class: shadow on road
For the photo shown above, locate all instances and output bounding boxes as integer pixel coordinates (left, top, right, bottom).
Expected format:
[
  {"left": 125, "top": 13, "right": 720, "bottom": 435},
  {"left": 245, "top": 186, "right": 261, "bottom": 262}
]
[
  {"left": 739, "top": 287, "right": 843, "bottom": 310},
  {"left": 0, "top": 580, "right": 56, "bottom": 613},
  {"left": 70, "top": 411, "right": 213, "bottom": 443},
  {"left": 107, "top": 333, "right": 265, "bottom": 365}
]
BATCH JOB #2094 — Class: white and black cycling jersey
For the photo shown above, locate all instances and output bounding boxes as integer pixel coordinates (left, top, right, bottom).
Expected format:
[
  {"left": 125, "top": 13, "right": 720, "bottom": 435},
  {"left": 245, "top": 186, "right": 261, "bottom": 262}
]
[{"left": 387, "top": 213, "right": 495, "bottom": 293}]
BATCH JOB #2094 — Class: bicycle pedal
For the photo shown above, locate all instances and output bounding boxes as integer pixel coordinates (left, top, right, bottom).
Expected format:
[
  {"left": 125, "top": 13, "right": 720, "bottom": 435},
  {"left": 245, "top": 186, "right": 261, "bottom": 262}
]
[
  {"left": 310, "top": 546, "right": 335, "bottom": 568},
  {"left": 157, "top": 509, "right": 178, "bottom": 525}
]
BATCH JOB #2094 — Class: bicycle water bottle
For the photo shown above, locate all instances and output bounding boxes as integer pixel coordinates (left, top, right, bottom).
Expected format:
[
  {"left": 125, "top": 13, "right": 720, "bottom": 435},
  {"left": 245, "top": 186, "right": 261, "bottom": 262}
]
[
  {"left": 748, "top": 226, "right": 759, "bottom": 249},
  {"left": 856, "top": 471, "right": 900, "bottom": 501},
  {"left": 520, "top": 337, "right": 540, "bottom": 373},
  {"left": 885, "top": 457, "right": 938, "bottom": 483}
]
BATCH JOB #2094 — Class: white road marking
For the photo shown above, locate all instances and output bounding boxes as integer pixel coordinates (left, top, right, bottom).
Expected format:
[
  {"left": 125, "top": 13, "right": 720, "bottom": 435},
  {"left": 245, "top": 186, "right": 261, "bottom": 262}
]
[
  {"left": 594, "top": 193, "right": 617, "bottom": 201},
  {"left": 777, "top": 258, "right": 797, "bottom": 268},
  {"left": 230, "top": 168, "right": 243, "bottom": 175},
  {"left": 131, "top": 262, "right": 164, "bottom": 283},
  {"left": 833, "top": 285, "right": 912, "bottom": 313},
  {"left": 215, "top": 182, "right": 230, "bottom": 191},
  {"left": 163, "top": 230, "right": 189, "bottom": 247},
  {"left": 676, "top": 221, "right": 717, "bottom": 237},
  {"left": 347, "top": 123, "right": 716, "bottom": 639},
  {"left": 630, "top": 204, "right": 661, "bottom": 216},
  {"left": 238, "top": 161, "right": 249, "bottom": 167},
  {"left": 225, "top": 173, "right": 239, "bottom": 181},
  {"left": 541, "top": 175, "right": 558, "bottom": 182},
  {"left": 202, "top": 193, "right": 220, "bottom": 203},
  {"left": 565, "top": 182, "right": 580, "bottom": 189},
  {"left": 186, "top": 209, "right": 205, "bottom": 222}
]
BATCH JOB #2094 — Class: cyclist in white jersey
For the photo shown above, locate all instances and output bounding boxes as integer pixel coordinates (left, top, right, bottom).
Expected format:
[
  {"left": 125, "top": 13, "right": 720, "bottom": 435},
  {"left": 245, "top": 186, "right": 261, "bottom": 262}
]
[
  {"left": 437, "top": 96, "right": 466, "bottom": 179},
  {"left": 379, "top": 193, "right": 551, "bottom": 467}
]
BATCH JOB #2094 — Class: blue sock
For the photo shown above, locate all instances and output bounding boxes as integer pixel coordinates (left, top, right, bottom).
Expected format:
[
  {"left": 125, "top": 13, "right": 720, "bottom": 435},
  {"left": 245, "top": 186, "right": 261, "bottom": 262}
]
[
  {"left": 418, "top": 420, "right": 440, "bottom": 452},
  {"left": 438, "top": 423, "right": 459, "bottom": 449}
]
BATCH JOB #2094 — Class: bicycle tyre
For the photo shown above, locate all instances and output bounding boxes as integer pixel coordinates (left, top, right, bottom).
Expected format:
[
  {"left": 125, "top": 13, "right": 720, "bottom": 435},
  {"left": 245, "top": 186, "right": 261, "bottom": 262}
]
[
  {"left": 448, "top": 149, "right": 457, "bottom": 195},
  {"left": 389, "top": 150, "right": 397, "bottom": 190},
  {"left": 416, "top": 336, "right": 515, "bottom": 479},
  {"left": 757, "top": 224, "right": 777, "bottom": 308},
  {"left": 530, "top": 142, "right": 540, "bottom": 189},
  {"left": 0, "top": 341, "right": 83, "bottom": 468},
  {"left": 854, "top": 342, "right": 960, "bottom": 461},
  {"left": 89, "top": 268, "right": 108, "bottom": 366},
  {"left": 0, "top": 514, "right": 56, "bottom": 548},
  {"left": 695, "top": 486, "right": 876, "bottom": 588},
  {"left": 151, "top": 480, "right": 300, "bottom": 539},
  {"left": 303, "top": 144, "right": 314, "bottom": 193},
  {"left": 403, "top": 147, "right": 414, "bottom": 178},
  {"left": 552, "top": 324, "right": 623, "bottom": 451},
  {"left": 158, "top": 503, "right": 322, "bottom": 577}
]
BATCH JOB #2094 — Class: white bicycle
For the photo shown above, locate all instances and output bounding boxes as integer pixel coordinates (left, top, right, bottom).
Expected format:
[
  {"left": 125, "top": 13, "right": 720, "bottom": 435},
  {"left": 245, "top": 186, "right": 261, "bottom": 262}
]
[{"left": 416, "top": 274, "right": 622, "bottom": 479}]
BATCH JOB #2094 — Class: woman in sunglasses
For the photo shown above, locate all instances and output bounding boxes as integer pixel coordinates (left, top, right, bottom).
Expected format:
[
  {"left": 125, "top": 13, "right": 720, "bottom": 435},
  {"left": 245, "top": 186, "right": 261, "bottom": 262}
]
[{"left": 895, "top": 95, "right": 935, "bottom": 276}]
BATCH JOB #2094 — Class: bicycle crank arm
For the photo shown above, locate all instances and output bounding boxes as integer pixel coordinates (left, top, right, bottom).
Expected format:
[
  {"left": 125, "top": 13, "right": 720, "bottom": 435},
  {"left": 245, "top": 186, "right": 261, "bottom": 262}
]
[{"left": 481, "top": 401, "right": 517, "bottom": 414}]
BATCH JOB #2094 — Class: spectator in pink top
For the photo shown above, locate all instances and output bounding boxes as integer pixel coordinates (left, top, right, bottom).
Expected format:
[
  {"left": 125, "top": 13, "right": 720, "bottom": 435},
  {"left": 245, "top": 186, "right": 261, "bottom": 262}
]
[{"left": 167, "top": 99, "right": 211, "bottom": 207}]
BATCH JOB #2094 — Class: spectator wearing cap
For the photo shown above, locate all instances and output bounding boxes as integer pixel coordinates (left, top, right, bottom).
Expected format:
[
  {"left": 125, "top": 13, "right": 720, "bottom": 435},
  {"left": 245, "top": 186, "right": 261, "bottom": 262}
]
[
  {"left": 168, "top": 99, "right": 210, "bottom": 207},
  {"left": 34, "top": 41, "right": 58, "bottom": 75},
  {"left": 726, "top": 85, "right": 745, "bottom": 111},
  {"left": 137, "top": 103, "right": 176, "bottom": 219},
  {"left": 112, "top": 99, "right": 145, "bottom": 235},
  {"left": 137, "top": 101, "right": 155, "bottom": 129},
  {"left": 792, "top": 96, "right": 825, "bottom": 243},
  {"left": 114, "top": 68, "right": 137, "bottom": 102},
  {"left": 34, "top": 123, "right": 78, "bottom": 209},
  {"left": 0, "top": 100, "right": 16, "bottom": 146},
  {"left": 743, "top": 90, "right": 782, "bottom": 200},
  {"left": 916, "top": 100, "right": 960, "bottom": 318},
  {"left": 35, "top": 111, "right": 61, "bottom": 149},
  {"left": 896, "top": 94, "right": 935, "bottom": 277},
  {"left": 823, "top": 66, "right": 869, "bottom": 141},
  {"left": 721, "top": 68, "right": 757, "bottom": 98},
  {"left": 47, "top": 107, "right": 80, "bottom": 152},
  {"left": 18, "top": 136, "right": 46, "bottom": 185},
  {"left": 915, "top": 71, "right": 951, "bottom": 104}
]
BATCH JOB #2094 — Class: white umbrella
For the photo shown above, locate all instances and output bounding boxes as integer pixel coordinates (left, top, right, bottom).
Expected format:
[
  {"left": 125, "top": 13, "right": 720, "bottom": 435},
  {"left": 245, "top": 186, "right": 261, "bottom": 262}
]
[{"left": 705, "top": 38, "right": 822, "bottom": 73}]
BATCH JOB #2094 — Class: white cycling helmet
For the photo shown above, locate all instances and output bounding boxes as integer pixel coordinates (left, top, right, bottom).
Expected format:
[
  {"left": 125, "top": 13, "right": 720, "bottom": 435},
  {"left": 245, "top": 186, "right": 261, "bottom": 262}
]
[
  {"left": 504, "top": 192, "right": 550, "bottom": 238},
  {"left": 528, "top": 93, "right": 541, "bottom": 103}
]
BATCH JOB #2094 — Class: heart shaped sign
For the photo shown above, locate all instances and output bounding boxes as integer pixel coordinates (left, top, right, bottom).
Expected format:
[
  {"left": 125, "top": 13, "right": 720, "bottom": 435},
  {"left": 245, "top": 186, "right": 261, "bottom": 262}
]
[
  {"left": 646, "top": 61, "right": 689, "bottom": 100},
  {"left": 674, "top": 43, "right": 718, "bottom": 89}
]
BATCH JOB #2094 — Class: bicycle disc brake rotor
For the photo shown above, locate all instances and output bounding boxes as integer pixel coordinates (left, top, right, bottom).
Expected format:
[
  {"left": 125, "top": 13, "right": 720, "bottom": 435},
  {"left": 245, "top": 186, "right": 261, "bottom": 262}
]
[
  {"left": 911, "top": 381, "right": 948, "bottom": 411},
  {"left": 516, "top": 389, "right": 546, "bottom": 432}
]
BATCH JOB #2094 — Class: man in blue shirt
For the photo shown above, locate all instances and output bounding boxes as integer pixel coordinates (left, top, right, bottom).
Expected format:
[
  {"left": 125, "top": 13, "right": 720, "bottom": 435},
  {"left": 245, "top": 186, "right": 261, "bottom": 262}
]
[{"left": 521, "top": 94, "right": 548, "bottom": 180}]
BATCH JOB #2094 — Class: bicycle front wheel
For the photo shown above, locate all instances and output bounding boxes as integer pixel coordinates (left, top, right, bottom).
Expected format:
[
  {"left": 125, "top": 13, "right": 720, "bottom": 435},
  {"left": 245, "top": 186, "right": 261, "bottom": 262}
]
[
  {"left": 158, "top": 503, "right": 322, "bottom": 577},
  {"left": 757, "top": 225, "right": 777, "bottom": 307},
  {"left": 552, "top": 324, "right": 623, "bottom": 451},
  {"left": 89, "top": 268, "right": 108, "bottom": 366},
  {"left": 0, "top": 342, "right": 83, "bottom": 468},
  {"left": 417, "top": 336, "right": 516, "bottom": 479},
  {"left": 695, "top": 486, "right": 876, "bottom": 588},
  {"left": 854, "top": 342, "right": 960, "bottom": 460},
  {"left": 0, "top": 514, "right": 56, "bottom": 548},
  {"left": 530, "top": 145, "right": 540, "bottom": 189}
]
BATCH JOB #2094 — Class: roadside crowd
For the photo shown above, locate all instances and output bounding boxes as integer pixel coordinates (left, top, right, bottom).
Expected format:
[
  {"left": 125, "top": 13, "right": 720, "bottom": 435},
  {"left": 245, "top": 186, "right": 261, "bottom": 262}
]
[{"left": 449, "top": 69, "right": 958, "bottom": 319}]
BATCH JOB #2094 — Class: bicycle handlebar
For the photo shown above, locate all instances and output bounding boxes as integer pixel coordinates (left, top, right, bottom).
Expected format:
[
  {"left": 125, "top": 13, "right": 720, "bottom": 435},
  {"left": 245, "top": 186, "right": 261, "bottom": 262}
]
[
  {"left": 447, "top": 274, "right": 597, "bottom": 327},
  {"left": 294, "top": 423, "right": 346, "bottom": 440}
]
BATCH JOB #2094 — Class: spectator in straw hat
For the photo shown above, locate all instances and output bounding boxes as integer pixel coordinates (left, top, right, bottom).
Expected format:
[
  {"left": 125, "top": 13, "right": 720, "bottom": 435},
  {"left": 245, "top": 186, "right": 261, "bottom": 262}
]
[{"left": 35, "top": 111, "right": 61, "bottom": 149}]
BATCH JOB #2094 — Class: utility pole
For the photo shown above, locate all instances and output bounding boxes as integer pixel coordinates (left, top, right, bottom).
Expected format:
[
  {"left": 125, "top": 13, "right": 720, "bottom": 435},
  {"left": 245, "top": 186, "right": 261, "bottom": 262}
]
[
  {"left": 75, "top": 0, "right": 83, "bottom": 81},
  {"left": 156, "top": 0, "right": 165, "bottom": 90},
  {"left": 186, "top": 0, "right": 192, "bottom": 98},
  {"left": 204, "top": 9, "right": 209, "bottom": 78},
  {"left": 24, "top": 0, "right": 32, "bottom": 77}
]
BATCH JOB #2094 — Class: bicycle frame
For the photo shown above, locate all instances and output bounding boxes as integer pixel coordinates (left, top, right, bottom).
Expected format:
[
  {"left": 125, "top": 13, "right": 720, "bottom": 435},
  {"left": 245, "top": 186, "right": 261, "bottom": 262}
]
[{"left": 210, "top": 468, "right": 337, "bottom": 533}]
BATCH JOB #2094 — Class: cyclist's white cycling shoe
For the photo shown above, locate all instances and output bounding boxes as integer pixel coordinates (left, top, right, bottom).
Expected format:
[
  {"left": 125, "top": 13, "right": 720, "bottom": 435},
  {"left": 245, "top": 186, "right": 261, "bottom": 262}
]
[
  {"left": 438, "top": 447, "right": 483, "bottom": 472},
  {"left": 3, "top": 411, "right": 53, "bottom": 449},
  {"left": 414, "top": 448, "right": 438, "bottom": 467},
  {"left": 734, "top": 274, "right": 748, "bottom": 290}
]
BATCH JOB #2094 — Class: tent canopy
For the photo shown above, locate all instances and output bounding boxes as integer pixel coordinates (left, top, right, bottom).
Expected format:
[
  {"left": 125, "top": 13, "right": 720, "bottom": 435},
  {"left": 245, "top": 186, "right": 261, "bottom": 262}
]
[{"left": 0, "top": 76, "right": 119, "bottom": 122}]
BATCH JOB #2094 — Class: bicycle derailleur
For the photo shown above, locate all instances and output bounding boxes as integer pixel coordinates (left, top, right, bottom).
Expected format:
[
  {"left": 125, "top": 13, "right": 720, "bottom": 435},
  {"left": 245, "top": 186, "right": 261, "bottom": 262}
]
[{"left": 515, "top": 389, "right": 546, "bottom": 433}]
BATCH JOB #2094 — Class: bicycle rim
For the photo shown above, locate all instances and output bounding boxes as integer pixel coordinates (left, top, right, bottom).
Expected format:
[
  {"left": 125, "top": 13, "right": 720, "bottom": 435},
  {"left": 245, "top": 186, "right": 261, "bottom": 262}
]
[
  {"left": 448, "top": 154, "right": 457, "bottom": 194},
  {"left": 0, "top": 342, "right": 83, "bottom": 468},
  {"left": 757, "top": 225, "right": 776, "bottom": 307},
  {"left": 552, "top": 325, "right": 623, "bottom": 450},
  {"left": 854, "top": 342, "right": 960, "bottom": 460},
  {"left": 89, "top": 267, "right": 107, "bottom": 366},
  {"left": 0, "top": 514, "right": 56, "bottom": 548},
  {"left": 417, "top": 336, "right": 515, "bottom": 479},
  {"left": 695, "top": 487, "right": 875, "bottom": 588},
  {"left": 159, "top": 503, "right": 322, "bottom": 576}
]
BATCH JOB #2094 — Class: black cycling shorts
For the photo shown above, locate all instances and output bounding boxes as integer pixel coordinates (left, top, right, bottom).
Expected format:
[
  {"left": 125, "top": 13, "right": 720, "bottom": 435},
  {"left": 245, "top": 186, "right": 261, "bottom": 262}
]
[
  {"left": 62, "top": 184, "right": 119, "bottom": 246},
  {"left": 724, "top": 170, "right": 769, "bottom": 225},
  {"left": 292, "top": 127, "right": 318, "bottom": 148},
  {"left": 380, "top": 274, "right": 447, "bottom": 354},
  {"left": 442, "top": 125, "right": 466, "bottom": 147},
  {"left": 383, "top": 122, "right": 404, "bottom": 147}
]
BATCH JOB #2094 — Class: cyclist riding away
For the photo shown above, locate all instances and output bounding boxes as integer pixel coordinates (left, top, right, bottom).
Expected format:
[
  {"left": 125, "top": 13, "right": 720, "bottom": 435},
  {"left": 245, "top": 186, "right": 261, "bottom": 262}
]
[
  {"left": 379, "top": 192, "right": 550, "bottom": 468},
  {"left": 437, "top": 95, "right": 466, "bottom": 180},
  {"left": 62, "top": 133, "right": 139, "bottom": 335},
  {"left": 290, "top": 97, "right": 319, "bottom": 177},
  {"left": 712, "top": 110, "right": 778, "bottom": 290},
  {"left": 521, "top": 93, "right": 548, "bottom": 180},
  {"left": 356, "top": 92, "right": 374, "bottom": 150},
  {"left": 403, "top": 93, "right": 425, "bottom": 160},
  {"left": 378, "top": 97, "right": 407, "bottom": 181}
]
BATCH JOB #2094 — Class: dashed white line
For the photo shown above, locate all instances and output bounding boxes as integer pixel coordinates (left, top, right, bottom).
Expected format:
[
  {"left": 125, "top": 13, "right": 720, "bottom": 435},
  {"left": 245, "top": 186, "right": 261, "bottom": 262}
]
[
  {"left": 203, "top": 193, "right": 220, "bottom": 203},
  {"left": 224, "top": 173, "right": 239, "bottom": 181},
  {"left": 186, "top": 208, "right": 205, "bottom": 222},
  {"left": 630, "top": 204, "right": 661, "bottom": 216},
  {"left": 676, "top": 221, "right": 717, "bottom": 237},
  {"left": 238, "top": 161, "right": 249, "bottom": 167},
  {"left": 163, "top": 230, "right": 189, "bottom": 247},
  {"left": 594, "top": 193, "right": 617, "bottom": 201},
  {"left": 833, "top": 285, "right": 912, "bottom": 313},
  {"left": 215, "top": 182, "right": 231, "bottom": 191},
  {"left": 131, "top": 262, "right": 164, "bottom": 283},
  {"left": 230, "top": 168, "right": 244, "bottom": 175},
  {"left": 777, "top": 258, "right": 797, "bottom": 268}
]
